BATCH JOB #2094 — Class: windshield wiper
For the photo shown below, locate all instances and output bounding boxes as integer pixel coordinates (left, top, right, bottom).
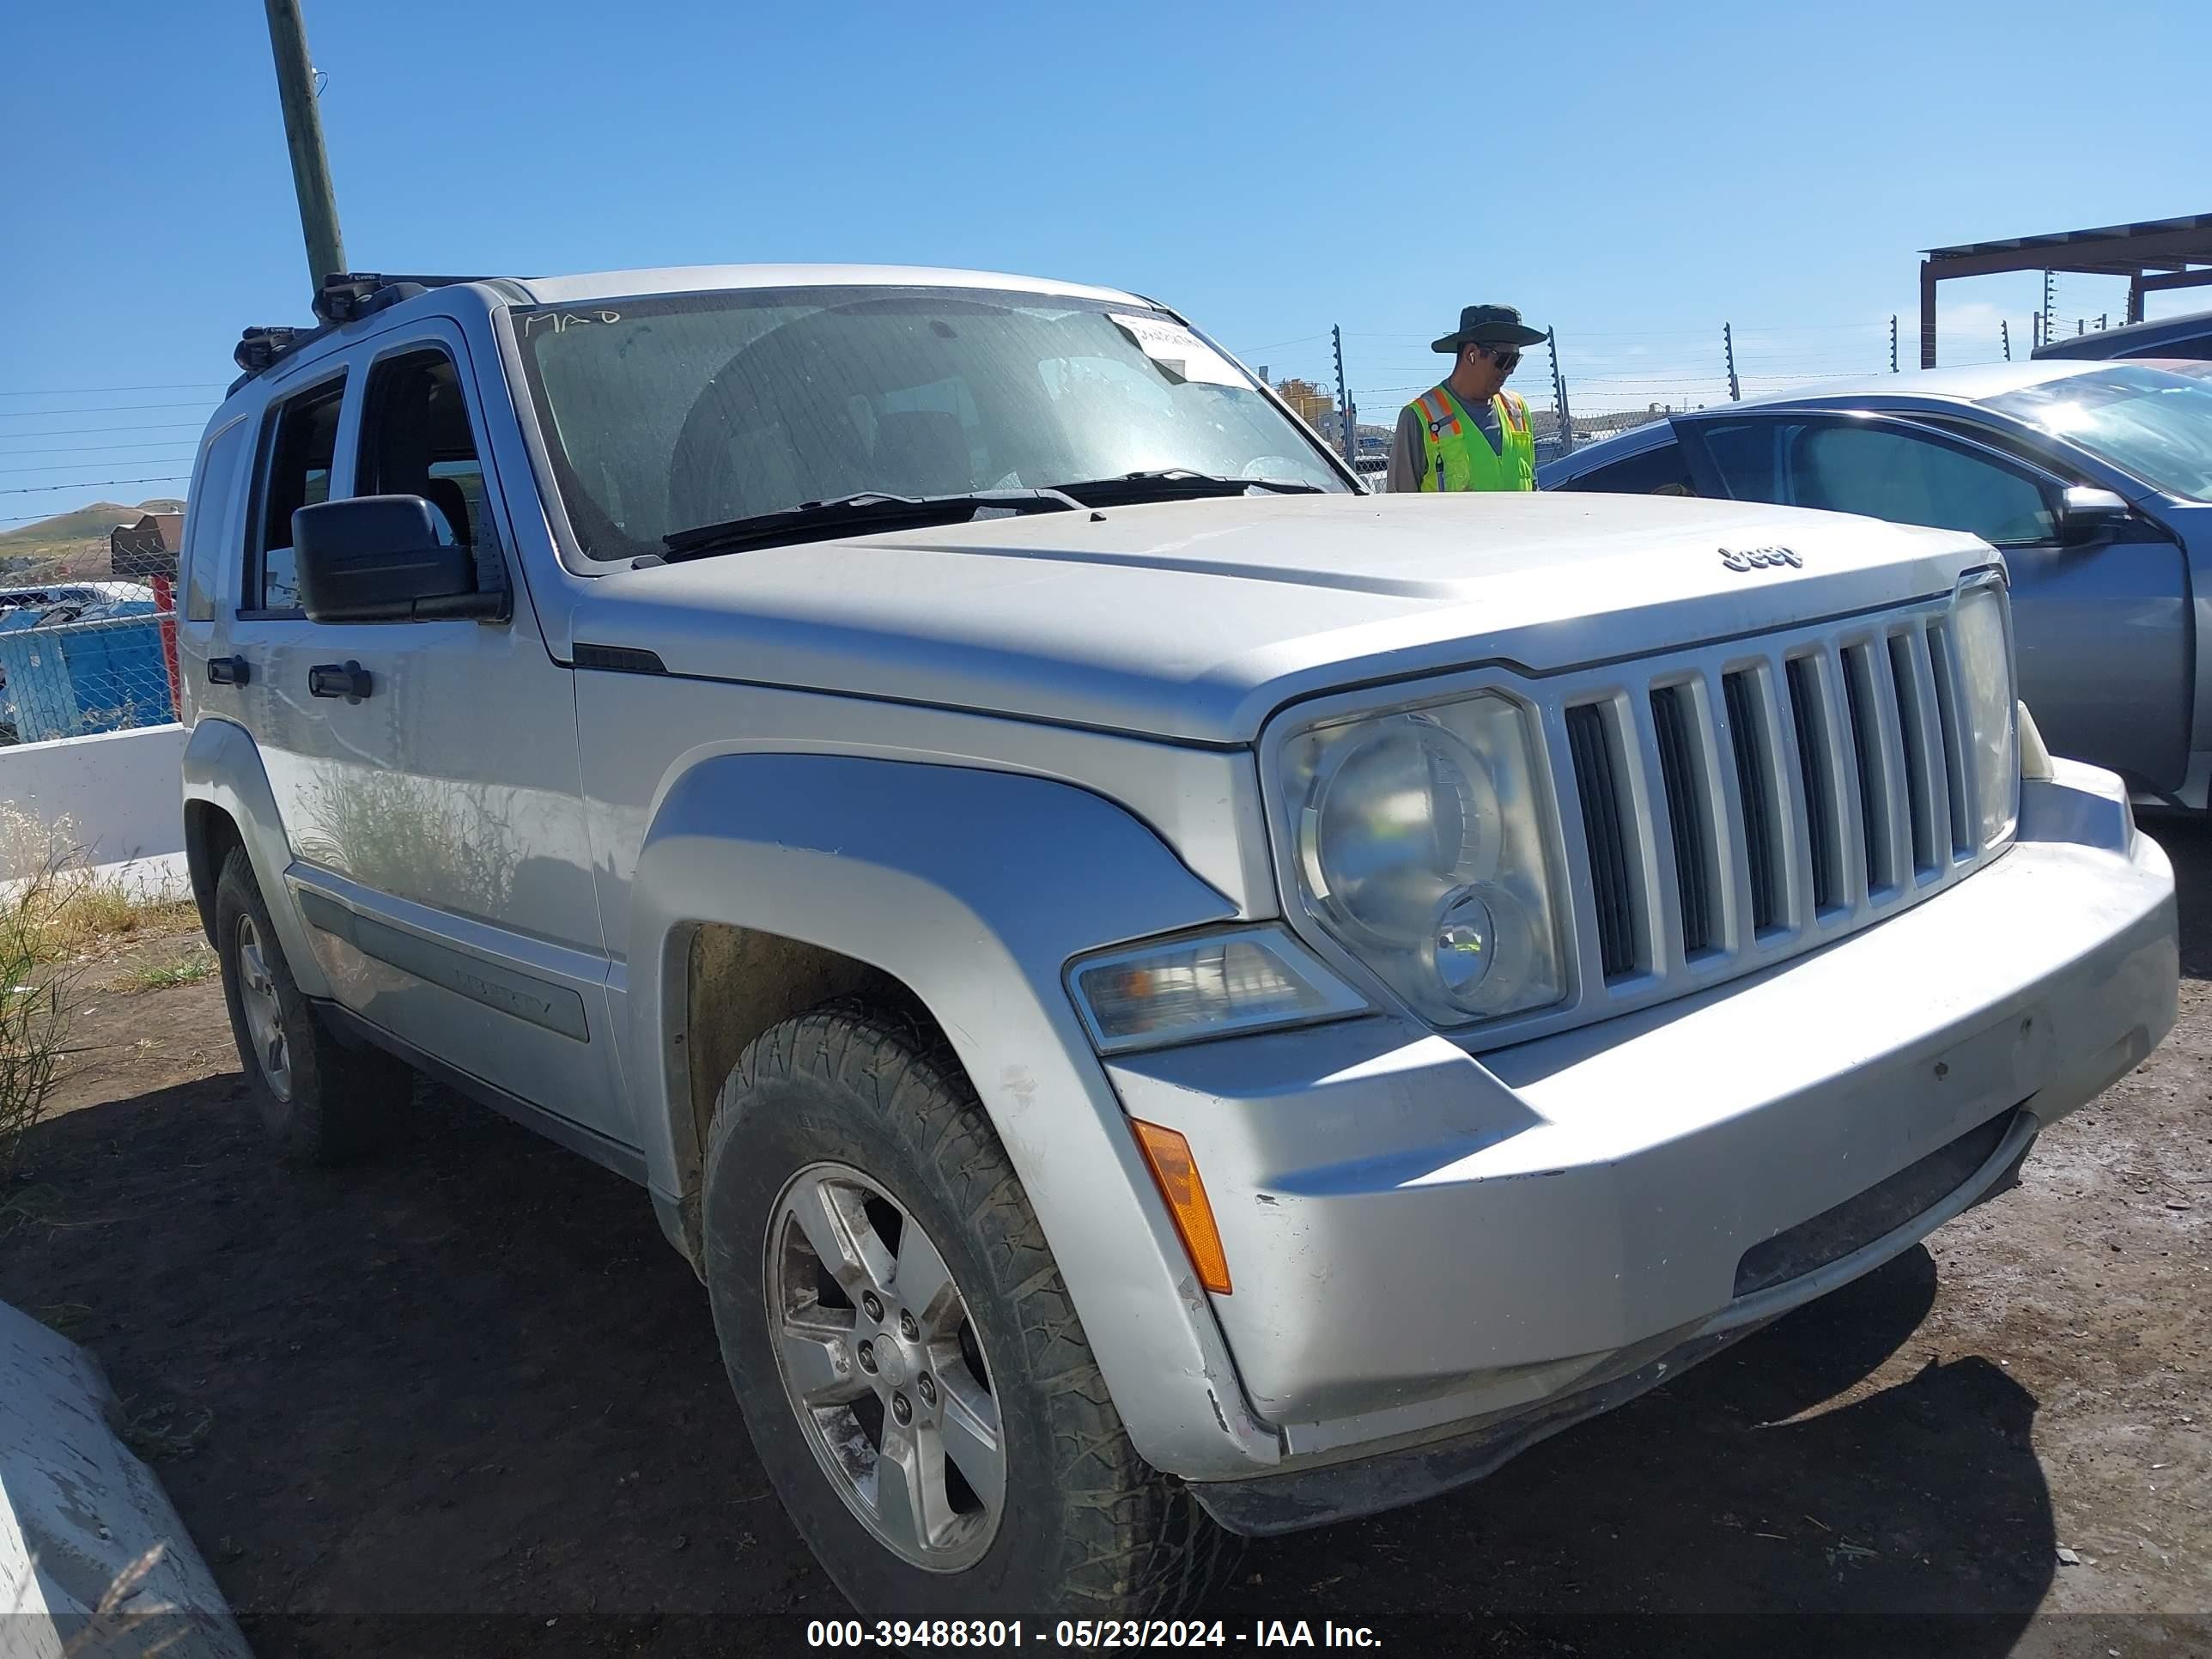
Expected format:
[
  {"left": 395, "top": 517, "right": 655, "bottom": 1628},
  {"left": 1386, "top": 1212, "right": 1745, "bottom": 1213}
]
[
  {"left": 1045, "top": 469, "right": 1328, "bottom": 507},
  {"left": 661, "top": 488, "right": 1085, "bottom": 561}
]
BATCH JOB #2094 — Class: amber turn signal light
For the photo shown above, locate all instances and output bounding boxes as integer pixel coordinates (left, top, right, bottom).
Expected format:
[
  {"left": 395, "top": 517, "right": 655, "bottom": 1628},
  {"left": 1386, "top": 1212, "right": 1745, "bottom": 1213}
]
[{"left": 1130, "top": 1120, "right": 1231, "bottom": 1295}]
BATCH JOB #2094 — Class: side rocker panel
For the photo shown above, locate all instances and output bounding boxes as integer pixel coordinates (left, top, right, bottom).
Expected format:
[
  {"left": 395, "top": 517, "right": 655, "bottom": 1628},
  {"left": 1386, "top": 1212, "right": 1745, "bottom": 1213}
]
[
  {"left": 627, "top": 753, "right": 1283, "bottom": 1480},
  {"left": 179, "top": 717, "right": 331, "bottom": 1000}
]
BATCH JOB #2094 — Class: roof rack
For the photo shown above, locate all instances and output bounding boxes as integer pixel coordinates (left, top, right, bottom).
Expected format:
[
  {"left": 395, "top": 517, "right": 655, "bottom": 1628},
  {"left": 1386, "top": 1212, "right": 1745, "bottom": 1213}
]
[
  {"left": 229, "top": 272, "right": 505, "bottom": 384},
  {"left": 311, "top": 271, "right": 496, "bottom": 325}
]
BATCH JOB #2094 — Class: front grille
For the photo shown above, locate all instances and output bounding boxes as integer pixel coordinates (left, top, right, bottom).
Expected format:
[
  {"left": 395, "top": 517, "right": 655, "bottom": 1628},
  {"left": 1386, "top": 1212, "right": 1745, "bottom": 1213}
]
[{"left": 1557, "top": 596, "right": 2003, "bottom": 994}]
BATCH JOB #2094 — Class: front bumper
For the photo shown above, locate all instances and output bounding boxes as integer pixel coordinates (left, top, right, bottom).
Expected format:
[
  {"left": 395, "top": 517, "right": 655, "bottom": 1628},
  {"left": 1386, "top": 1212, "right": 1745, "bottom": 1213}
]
[{"left": 1103, "top": 760, "right": 2175, "bottom": 1519}]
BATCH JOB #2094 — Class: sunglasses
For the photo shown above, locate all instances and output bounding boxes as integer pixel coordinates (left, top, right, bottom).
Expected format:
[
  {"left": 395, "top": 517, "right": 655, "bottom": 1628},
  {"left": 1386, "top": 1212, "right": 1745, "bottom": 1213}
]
[{"left": 1484, "top": 347, "right": 1522, "bottom": 373}]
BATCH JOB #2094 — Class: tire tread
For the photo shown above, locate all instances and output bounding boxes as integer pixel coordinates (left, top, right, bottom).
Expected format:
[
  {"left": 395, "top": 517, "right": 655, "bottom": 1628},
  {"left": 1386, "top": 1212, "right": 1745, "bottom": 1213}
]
[{"left": 709, "top": 999, "right": 1238, "bottom": 1615}]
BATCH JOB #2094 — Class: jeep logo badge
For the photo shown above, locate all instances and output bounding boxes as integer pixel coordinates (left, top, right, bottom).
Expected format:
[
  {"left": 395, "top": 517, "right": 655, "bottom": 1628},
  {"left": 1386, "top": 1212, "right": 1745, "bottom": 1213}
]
[{"left": 1719, "top": 544, "right": 1803, "bottom": 573}]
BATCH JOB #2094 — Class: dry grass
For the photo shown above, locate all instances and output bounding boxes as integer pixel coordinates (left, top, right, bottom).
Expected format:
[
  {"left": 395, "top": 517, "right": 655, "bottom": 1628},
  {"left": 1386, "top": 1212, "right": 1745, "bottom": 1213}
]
[
  {"left": 31, "top": 884, "right": 200, "bottom": 960},
  {"left": 2, "top": 864, "right": 76, "bottom": 1178},
  {"left": 2, "top": 805, "right": 199, "bottom": 1173},
  {"left": 1, "top": 804, "right": 198, "bottom": 963}
]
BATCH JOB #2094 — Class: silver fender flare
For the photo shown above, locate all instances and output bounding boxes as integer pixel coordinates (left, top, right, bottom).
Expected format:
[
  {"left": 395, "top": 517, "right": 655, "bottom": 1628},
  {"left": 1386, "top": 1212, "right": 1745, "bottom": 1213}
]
[
  {"left": 626, "top": 752, "right": 1282, "bottom": 1479},
  {"left": 179, "top": 718, "right": 330, "bottom": 1000}
]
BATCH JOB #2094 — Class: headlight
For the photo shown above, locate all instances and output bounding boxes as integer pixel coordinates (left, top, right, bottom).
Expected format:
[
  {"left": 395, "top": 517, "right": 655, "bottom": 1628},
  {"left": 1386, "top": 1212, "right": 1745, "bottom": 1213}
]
[
  {"left": 1951, "top": 585, "right": 2018, "bottom": 847},
  {"left": 1279, "top": 693, "right": 1565, "bottom": 1025}
]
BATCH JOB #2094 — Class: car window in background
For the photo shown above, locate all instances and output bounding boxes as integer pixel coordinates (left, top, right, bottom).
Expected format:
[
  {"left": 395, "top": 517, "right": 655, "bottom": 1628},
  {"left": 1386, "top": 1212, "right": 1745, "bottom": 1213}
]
[
  {"left": 1985, "top": 364, "right": 2212, "bottom": 502},
  {"left": 1559, "top": 439, "right": 1696, "bottom": 495},
  {"left": 511, "top": 287, "right": 1348, "bottom": 561},
  {"left": 1695, "top": 417, "right": 2055, "bottom": 546}
]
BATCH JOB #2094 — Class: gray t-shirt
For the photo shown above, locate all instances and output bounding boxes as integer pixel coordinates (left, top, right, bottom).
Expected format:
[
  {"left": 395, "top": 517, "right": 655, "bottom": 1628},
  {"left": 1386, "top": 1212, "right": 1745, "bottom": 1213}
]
[{"left": 1386, "top": 386, "right": 1504, "bottom": 493}]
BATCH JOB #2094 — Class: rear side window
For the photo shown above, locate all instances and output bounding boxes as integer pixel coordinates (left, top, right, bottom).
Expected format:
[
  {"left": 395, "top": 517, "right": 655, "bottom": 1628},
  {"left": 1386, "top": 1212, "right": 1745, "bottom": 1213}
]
[
  {"left": 356, "top": 348, "right": 504, "bottom": 592},
  {"left": 181, "top": 417, "right": 249, "bottom": 622},
  {"left": 247, "top": 375, "right": 347, "bottom": 613},
  {"left": 1560, "top": 440, "right": 1696, "bottom": 496}
]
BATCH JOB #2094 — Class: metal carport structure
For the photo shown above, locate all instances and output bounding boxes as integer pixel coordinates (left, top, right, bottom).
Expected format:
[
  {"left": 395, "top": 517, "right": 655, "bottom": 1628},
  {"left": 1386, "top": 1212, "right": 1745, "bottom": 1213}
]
[{"left": 1918, "top": 212, "right": 2212, "bottom": 367}]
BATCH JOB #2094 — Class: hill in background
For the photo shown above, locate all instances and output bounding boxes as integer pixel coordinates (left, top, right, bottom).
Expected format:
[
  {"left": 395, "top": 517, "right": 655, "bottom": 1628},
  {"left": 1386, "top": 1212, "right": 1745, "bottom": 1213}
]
[{"left": 0, "top": 498, "right": 185, "bottom": 580}]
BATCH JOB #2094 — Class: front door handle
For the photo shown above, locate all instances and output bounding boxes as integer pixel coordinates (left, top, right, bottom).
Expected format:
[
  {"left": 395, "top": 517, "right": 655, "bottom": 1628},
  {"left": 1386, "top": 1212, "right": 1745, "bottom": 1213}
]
[
  {"left": 307, "top": 660, "right": 373, "bottom": 702},
  {"left": 205, "top": 655, "right": 251, "bottom": 686}
]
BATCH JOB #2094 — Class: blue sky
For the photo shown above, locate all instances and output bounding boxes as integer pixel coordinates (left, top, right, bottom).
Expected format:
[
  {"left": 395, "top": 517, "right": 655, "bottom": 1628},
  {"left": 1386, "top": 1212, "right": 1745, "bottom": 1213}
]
[{"left": 4, "top": 0, "right": 2209, "bottom": 520}]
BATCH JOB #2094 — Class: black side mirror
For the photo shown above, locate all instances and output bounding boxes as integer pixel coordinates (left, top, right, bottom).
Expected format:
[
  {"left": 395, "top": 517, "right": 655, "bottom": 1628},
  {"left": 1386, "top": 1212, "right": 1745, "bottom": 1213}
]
[
  {"left": 293, "top": 495, "right": 505, "bottom": 622},
  {"left": 2057, "top": 484, "right": 2134, "bottom": 546}
]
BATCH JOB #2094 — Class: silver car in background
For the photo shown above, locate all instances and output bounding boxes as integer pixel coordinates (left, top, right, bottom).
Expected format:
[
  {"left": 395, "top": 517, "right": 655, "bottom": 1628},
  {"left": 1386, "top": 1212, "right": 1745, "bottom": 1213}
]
[{"left": 1540, "top": 362, "right": 2212, "bottom": 807}]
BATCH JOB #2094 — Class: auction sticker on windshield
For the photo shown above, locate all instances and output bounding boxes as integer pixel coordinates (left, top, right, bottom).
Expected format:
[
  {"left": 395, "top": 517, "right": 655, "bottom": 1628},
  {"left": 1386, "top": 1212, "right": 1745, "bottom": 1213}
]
[{"left": 1109, "top": 314, "right": 1245, "bottom": 387}]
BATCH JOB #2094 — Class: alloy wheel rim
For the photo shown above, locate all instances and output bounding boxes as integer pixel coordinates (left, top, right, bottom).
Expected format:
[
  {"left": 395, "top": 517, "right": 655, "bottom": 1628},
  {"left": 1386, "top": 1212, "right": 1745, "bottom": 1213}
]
[
  {"left": 765, "top": 1161, "right": 1006, "bottom": 1571},
  {"left": 234, "top": 915, "right": 292, "bottom": 1103}
]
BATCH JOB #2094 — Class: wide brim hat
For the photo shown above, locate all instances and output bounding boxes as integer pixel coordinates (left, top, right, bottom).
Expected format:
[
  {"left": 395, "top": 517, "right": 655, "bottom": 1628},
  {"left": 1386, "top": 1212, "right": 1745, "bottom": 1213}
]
[{"left": 1431, "top": 303, "right": 1547, "bottom": 353}]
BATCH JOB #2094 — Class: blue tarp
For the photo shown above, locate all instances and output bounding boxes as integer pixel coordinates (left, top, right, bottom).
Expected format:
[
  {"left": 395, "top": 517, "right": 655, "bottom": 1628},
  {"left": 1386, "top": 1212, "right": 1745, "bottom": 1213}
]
[{"left": 0, "top": 599, "right": 170, "bottom": 743}]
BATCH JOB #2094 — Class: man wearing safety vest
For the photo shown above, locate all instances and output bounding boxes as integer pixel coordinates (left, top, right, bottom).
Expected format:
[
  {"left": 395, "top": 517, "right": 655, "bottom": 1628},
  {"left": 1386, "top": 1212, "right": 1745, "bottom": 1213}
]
[{"left": 1386, "top": 303, "right": 1547, "bottom": 493}]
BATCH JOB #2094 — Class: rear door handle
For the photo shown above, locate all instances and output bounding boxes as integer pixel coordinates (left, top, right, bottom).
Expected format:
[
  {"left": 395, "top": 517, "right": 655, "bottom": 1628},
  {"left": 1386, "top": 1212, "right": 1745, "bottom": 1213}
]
[
  {"left": 307, "top": 661, "right": 373, "bottom": 702},
  {"left": 205, "top": 655, "right": 251, "bottom": 686}
]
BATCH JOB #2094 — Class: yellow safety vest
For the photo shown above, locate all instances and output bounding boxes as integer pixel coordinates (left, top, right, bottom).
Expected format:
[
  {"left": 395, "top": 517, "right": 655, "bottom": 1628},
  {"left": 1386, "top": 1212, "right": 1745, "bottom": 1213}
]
[{"left": 1411, "top": 386, "right": 1536, "bottom": 491}]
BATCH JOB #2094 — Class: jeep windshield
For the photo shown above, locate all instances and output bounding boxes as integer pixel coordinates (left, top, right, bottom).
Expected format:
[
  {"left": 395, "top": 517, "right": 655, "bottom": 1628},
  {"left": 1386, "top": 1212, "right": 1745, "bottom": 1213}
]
[{"left": 509, "top": 286, "right": 1353, "bottom": 562}]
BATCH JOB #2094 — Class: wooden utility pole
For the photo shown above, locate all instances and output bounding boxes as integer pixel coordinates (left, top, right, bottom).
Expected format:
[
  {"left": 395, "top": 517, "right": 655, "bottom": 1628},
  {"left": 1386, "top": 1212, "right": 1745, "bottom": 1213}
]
[{"left": 263, "top": 0, "right": 346, "bottom": 295}]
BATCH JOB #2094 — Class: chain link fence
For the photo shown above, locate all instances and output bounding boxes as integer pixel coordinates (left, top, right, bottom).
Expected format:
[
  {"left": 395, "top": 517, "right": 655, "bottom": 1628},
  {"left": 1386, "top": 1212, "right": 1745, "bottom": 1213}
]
[{"left": 0, "top": 586, "right": 178, "bottom": 746}]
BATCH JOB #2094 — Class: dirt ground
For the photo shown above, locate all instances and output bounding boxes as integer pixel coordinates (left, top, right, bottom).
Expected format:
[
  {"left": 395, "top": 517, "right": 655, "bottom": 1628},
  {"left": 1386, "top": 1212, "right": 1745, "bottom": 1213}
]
[{"left": 4, "top": 829, "right": 2208, "bottom": 1657}]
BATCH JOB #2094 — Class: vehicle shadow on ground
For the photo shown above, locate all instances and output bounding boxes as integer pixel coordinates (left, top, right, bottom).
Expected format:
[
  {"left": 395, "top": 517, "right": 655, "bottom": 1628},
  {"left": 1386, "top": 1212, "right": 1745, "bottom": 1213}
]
[
  {"left": 9, "top": 1062, "right": 2060, "bottom": 1656},
  {"left": 1231, "top": 1249, "right": 2053, "bottom": 1655},
  {"left": 2142, "top": 811, "right": 2212, "bottom": 979}
]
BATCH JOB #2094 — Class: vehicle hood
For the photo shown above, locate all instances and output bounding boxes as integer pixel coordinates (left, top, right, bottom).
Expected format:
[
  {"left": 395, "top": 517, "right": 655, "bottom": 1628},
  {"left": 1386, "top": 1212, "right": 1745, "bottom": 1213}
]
[{"left": 557, "top": 494, "right": 1990, "bottom": 744}]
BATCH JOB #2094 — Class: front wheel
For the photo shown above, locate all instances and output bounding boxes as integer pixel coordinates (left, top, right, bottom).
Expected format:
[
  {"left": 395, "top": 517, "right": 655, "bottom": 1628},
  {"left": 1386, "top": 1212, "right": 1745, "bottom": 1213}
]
[{"left": 703, "top": 1004, "right": 1235, "bottom": 1620}]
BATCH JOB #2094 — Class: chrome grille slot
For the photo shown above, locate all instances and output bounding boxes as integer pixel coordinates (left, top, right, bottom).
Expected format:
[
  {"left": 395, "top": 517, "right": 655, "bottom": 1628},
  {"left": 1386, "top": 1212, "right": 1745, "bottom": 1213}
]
[
  {"left": 1565, "top": 702, "right": 1640, "bottom": 980},
  {"left": 1650, "top": 684, "right": 1718, "bottom": 957},
  {"left": 1723, "top": 669, "right": 1782, "bottom": 933},
  {"left": 1926, "top": 621, "right": 1973, "bottom": 856},
  {"left": 1887, "top": 631, "right": 1940, "bottom": 876},
  {"left": 1840, "top": 642, "right": 1896, "bottom": 895},
  {"left": 1784, "top": 655, "right": 1841, "bottom": 913}
]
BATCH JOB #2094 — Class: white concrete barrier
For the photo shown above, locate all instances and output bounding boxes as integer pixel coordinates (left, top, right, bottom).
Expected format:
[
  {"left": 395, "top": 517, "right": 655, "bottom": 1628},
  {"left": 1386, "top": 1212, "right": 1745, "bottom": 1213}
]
[
  {"left": 0, "top": 726, "right": 185, "bottom": 884},
  {"left": 0, "top": 1302, "right": 248, "bottom": 1659}
]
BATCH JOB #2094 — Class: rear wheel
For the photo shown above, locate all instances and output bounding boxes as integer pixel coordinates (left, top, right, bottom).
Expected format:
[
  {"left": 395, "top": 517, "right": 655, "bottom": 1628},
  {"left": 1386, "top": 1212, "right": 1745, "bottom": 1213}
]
[
  {"left": 214, "top": 846, "right": 410, "bottom": 1165},
  {"left": 703, "top": 1003, "right": 1236, "bottom": 1620}
]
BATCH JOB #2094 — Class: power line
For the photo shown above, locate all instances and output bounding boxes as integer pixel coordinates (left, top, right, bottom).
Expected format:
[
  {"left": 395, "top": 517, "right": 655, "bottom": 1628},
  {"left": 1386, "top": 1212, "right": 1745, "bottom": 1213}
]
[
  {"left": 0, "top": 421, "right": 210, "bottom": 440},
  {"left": 0, "top": 454, "right": 196, "bottom": 477},
  {"left": 0, "top": 441, "right": 202, "bottom": 459},
  {"left": 0, "top": 474, "right": 192, "bottom": 497},
  {"left": 0, "top": 382, "right": 226, "bottom": 398},
  {"left": 0, "top": 401, "right": 213, "bottom": 419}
]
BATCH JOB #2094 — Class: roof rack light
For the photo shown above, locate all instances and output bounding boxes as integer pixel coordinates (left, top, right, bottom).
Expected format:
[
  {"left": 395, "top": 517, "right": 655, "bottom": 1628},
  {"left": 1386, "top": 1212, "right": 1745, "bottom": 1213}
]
[{"left": 234, "top": 325, "right": 304, "bottom": 374}]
